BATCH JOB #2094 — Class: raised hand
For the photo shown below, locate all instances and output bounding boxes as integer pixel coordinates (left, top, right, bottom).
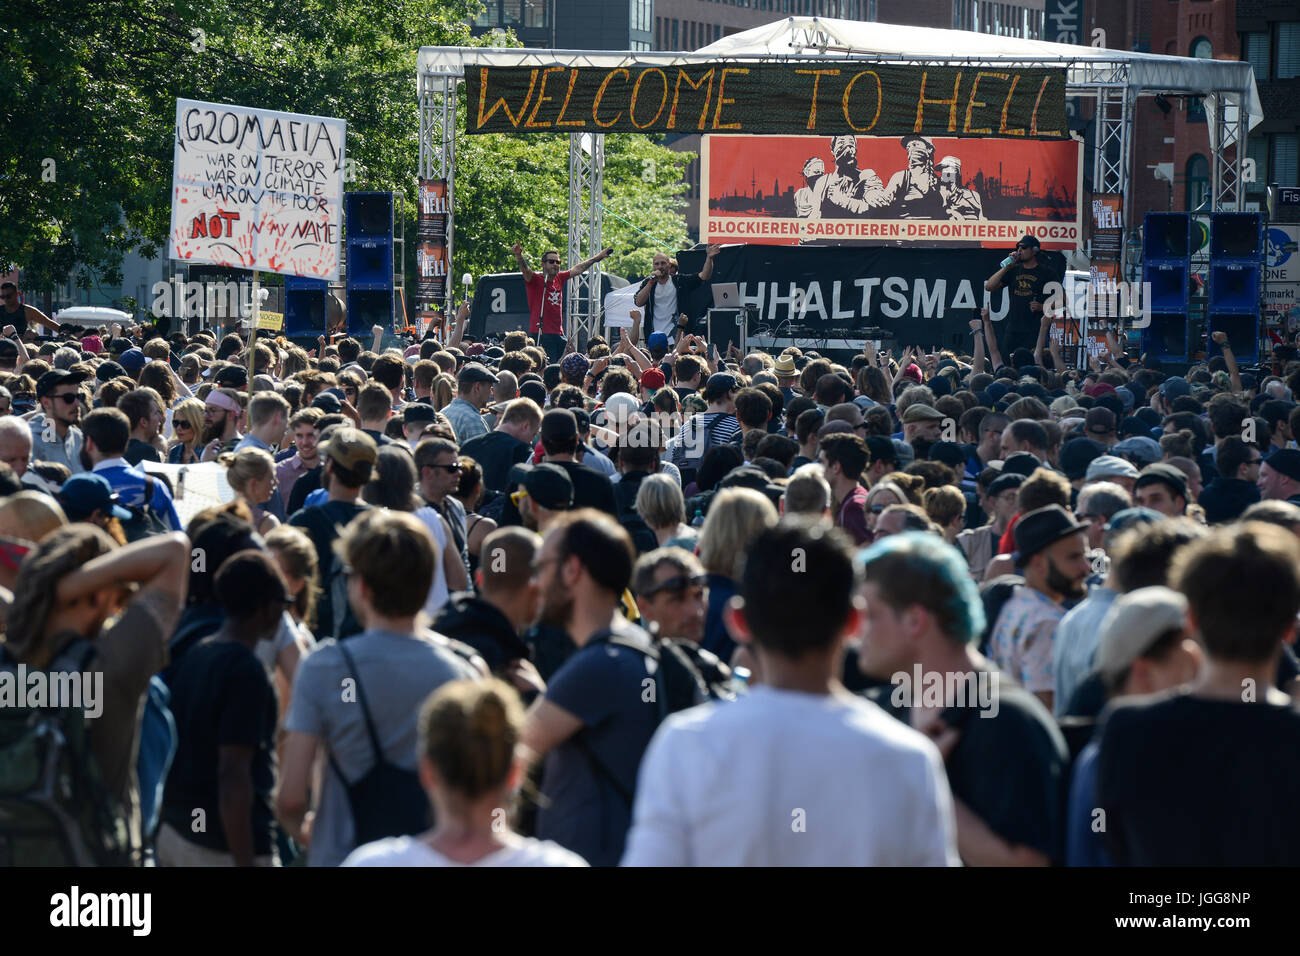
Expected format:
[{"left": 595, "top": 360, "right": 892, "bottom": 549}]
[
  {"left": 511, "top": 242, "right": 523, "bottom": 259},
  {"left": 706, "top": 244, "right": 721, "bottom": 258},
  {"left": 1211, "top": 330, "right": 1228, "bottom": 345}
]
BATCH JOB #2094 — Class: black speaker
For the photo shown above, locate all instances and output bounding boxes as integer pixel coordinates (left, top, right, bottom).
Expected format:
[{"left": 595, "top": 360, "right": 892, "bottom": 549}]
[
  {"left": 346, "top": 288, "right": 393, "bottom": 336},
  {"left": 347, "top": 239, "right": 393, "bottom": 288},
  {"left": 1141, "top": 312, "right": 1189, "bottom": 362},
  {"left": 1144, "top": 261, "right": 1190, "bottom": 312},
  {"left": 1207, "top": 313, "right": 1259, "bottom": 363},
  {"left": 1208, "top": 262, "right": 1260, "bottom": 311},
  {"left": 1143, "top": 213, "right": 1191, "bottom": 259},
  {"left": 346, "top": 192, "right": 393, "bottom": 239},
  {"left": 1210, "top": 212, "right": 1262, "bottom": 259},
  {"left": 285, "top": 275, "right": 327, "bottom": 338}
]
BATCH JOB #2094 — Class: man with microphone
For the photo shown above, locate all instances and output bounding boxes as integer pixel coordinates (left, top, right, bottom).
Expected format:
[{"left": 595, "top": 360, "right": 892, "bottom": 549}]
[
  {"left": 633, "top": 245, "right": 721, "bottom": 346},
  {"left": 514, "top": 242, "right": 612, "bottom": 363},
  {"left": 984, "top": 234, "right": 1058, "bottom": 362}
]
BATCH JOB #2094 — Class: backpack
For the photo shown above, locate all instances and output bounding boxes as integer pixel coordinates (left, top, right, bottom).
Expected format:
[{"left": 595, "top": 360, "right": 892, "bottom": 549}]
[
  {"left": 120, "top": 475, "right": 172, "bottom": 543},
  {"left": 328, "top": 642, "right": 430, "bottom": 848},
  {"left": 572, "top": 631, "right": 733, "bottom": 808},
  {"left": 0, "top": 640, "right": 132, "bottom": 866},
  {"left": 675, "top": 413, "right": 730, "bottom": 488},
  {"left": 297, "top": 504, "right": 366, "bottom": 642}
]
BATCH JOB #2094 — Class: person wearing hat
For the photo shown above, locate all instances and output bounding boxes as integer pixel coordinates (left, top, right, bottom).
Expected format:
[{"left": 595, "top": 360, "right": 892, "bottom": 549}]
[
  {"left": 1058, "top": 438, "right": 1107, "bottom": 490},
  {"left": 31, "top": 369, "right": 88, "bottom": 475},
  {"left": 1133, "top": 463, "right": 1188, "bottom": 517},
  {"left": 794, "top": 156, "right": 826, "bottom": 218},
  {"left": 1083, "top": 407, "right": 1117, "bottom": 448},
  {"left": 638, "top": 367, "right": 666, "bottom": 404},
  {"left": 199, "top": 387, "right": 245, "bottom": 461},
  {"left": 936, "top": 154, "right": 985, "bottom": 221},
  {"left": 957, "top": 471, "right": 1023, "bottom": 583},
  {"left": 508, "top": 462, "right": 573, "bottom": 534},
  {"left": 119, "top": 347, "right": 147, "bottom": 379},
  {"left": 984, "top": 234, "right": 1058, "bottom": 361},
  {"left": 288, "top": 426, "right": 379, "bottom": 640},
  {"left": 666, "top": 372, "right": 741, "bottom": 482},
  {"left": 1258, "top": 448, "right": 1300, "bottom": 506},
  {"left": 773, "top": 352, "right": 799, "bottom": 400},
  {"left": 401, "top": 401, "right": 436, "bottom": 449},
  {"left": 1084, "top": 454, "right": 1139, "bottom": 494},
  {"left": 440, "top": 362, "right": 497, "bottom": 444},
  {"left": 1065, "top": 586, "right": 1201, "bottom": 866},
  {"left": 901, "top": 403, "right": 946, "bottom": 447},
  {"left": 812, "top": 134, "right": 887, "bottom": 219},
  {"left": 881, "top": 134, "right": 945, "bottom": 220},
  {"left": 987, "top": 504, "right": 1091, "bottom": 711},
  {"left": 513, "top": 240, "right": 613, "bottom": 363},
  {"left": 1110, "top": 435, "right": 1162, "bottom": 470},
  {"left": 58, "top": 472, "right": 134, "bottom": 527}
]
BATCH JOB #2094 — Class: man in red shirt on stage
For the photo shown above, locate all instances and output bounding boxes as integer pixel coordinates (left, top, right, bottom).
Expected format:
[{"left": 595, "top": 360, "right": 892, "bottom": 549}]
[{"left": 514, "top": 242, "right": 611, "bottom": 363}]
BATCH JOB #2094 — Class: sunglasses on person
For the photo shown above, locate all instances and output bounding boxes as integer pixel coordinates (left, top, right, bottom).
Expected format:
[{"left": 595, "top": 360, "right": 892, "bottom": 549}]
[
  {"left": 430, "top": 462, "right": 462, "bottom": 474},
  {"left": 641, "top": 573, "right": 707, "bottom": 598},
  {"left": 543, "top": 258, "right": 560, "bottom": 265},
  {"left": 50, "top": 392, "right": 80, "bottom": 404},
  {"left": 510, "top": 488, "right": 529, "bottom": 507},
  {"left": 174, "top": 420, "right": 194, "bottom": 431}
]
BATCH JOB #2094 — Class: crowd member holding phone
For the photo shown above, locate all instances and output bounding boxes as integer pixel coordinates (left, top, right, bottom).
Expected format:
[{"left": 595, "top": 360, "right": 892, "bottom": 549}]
[{"left": 983, "top": 234, "right": 1059, "bottom": 363}]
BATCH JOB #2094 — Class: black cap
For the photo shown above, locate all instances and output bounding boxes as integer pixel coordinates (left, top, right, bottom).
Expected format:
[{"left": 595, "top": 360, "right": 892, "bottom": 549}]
[
  {"left": 987, "top": 472, "right": 1025, "bottom": 498},
  {"left": 864, "top": 435, "right": 896, "bottom": 464},
  {"left": 509, "top": 462, "right": 574, "bottom": 510},
  {"left": 704, "top": 372, "right": 738, "bottom": 401},
  {"left": 403, "top": 403, "right": 436, "bottom": 425},
  {"left": 214, "top": 365, "right": 248, "bottom": 389},
  {"left": 311, "top": 391, "right": 343, "bottom": 414},
  {"left": 1001, "top": 451, "right": 1042, "bottom": 477},
  {"left": 1263, "top": 449, "right": 1300, "bottom": 483},
  {"left": 1134, "top": 463, "right": 1188, "bottom": 500},
  {"left": 36, "top": 369, "right": 88, "bottom": 399},
  {"left": 1013, "top": 504, "right": 1088, "bottom": 563},
  {"left": 1058, "top": 438, "right": 1106, "bottom": 480},
  {"left": 96, "top": 360, "right": 127, "bottom": 382},
  {"left": 458, "top": 362, "right": 498, "bottom": 386}
]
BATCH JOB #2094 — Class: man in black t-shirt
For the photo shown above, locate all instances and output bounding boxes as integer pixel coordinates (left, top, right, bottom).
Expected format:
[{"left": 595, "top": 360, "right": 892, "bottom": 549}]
[
  {"left": 159, "top": 551, "right": 286, "bottom": 866},
  {"left": 1097, "top": 522, "right": 1300, "bottom": 866},
  {"left": 459, "top": 397, "right": 541, "bottom": 493},
  {"left": 984, "top": 234, "right": 1058, "bottom": 360},
  {"left": 857, "top": 531, "right": 1069, "bottom": 866}
]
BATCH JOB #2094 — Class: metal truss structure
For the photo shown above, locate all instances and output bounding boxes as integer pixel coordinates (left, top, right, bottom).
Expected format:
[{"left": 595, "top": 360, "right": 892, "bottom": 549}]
[{"left": 417, "top": 19, "right": 1260, "bottom": 334}]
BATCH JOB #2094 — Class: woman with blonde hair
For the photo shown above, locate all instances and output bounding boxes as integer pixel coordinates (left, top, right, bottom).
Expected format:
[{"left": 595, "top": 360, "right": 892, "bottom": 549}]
[
  {"left": 168, "top": 398, "right": 205, "bottom": 464},
  {"left": 221, "top": 447, "right": 279, "bottom": 536},
  {"left": 922, "top": 484, "right": 967, "bottom": 544},
  {"left": 342, "top": 678, "right": 586, "bottom": 867},
  {"left": 865, "top": 480, "right": 907, "bottom": 536},
  {"left": 432, "top": 373, "right": 456, "bottom": 413},
  {"left": 697, "top": 487, "right": 778, "bottom": 664},
  {"left": 635, "top": 472, "right": 697, "bottom": 550}
]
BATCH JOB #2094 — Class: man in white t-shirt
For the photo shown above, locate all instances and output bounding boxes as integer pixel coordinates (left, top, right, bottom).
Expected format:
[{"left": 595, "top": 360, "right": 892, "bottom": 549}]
[
  {"left": 632, "top": 245, "right": 720, "bottom": 345},
  {"left": 621, "top": 518, "right": 960, "bottom": 866}
]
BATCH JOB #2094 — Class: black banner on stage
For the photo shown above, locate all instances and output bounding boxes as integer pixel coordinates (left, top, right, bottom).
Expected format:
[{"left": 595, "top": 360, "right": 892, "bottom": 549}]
[
  {"left": 671, "top": 244, "right": 1067, "bottom": 349},
  {"left": 465, "top": 63, "right": 1069, "bottom": 139}
]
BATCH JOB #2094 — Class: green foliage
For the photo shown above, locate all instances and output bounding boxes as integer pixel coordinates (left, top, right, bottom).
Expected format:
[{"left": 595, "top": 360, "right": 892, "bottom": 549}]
[{"left": 0, "top": 0, "right": 691, "bottom": 301}]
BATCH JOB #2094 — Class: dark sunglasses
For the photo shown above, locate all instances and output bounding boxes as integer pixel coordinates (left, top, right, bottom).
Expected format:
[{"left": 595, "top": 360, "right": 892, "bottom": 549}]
[
  {"left": 543, "top": 259, "right": 560, "bottom": 265},
  {"left": 642, "top": 573, "right": 707, "bottom": 598},
  {"left": 429, "top": 462, "right": 462, "bottom": 474},
  {"left": 51, "top": 392, "right": 80, "bottom": 404},
  {"left": 174, "top": 420, "right": 194, "bottom": 430}
]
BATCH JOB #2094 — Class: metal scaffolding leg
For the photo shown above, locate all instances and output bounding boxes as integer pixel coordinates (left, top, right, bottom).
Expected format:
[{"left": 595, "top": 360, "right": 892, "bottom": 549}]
[
  {"left": 419, "top": 73, "right": 458, "bottom": 326},
  {"left": 1211, "top": 90, "right": 1246, "bottom": 212},
  {"left": 567, "top": 132, "right": 604, "bottom": 345},
  {"left": 1094, "top": 86, "right": 1132, "bottom": 276}
]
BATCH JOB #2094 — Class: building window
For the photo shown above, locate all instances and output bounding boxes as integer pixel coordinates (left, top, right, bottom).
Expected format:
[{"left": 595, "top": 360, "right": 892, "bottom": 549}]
[
  {"left": 1280, "top": 23, "right": 1300, "bottom": 80},
  {"left": 1242, "top": 32, "right": 1269, "bottom": 80},
  {"left": 1247, "top": 136, "right": 1269, "bottom": 190},
  {"left": 1185, "top": 154, "right": 1210, "bottom": 210},
  {"left": 671, "top": 18, "right": 678, "bottom": 49},
  {"left": 1190, "top": 36, "right": 1212, "bottom": 59},
  {"left": 1274, "top": 134, "right": 1299, "bottom": 187}
]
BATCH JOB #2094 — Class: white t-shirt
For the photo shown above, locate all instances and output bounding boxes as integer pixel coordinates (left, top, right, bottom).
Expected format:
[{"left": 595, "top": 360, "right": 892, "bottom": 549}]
[
  {"left": 652, "top": 280, "right": 678, "bottom": 337},
  {"left": 620, "top": 685, "right": 961, "bottom": 867},
  {"left": 341, "top": 834, "right": 588, "bottom": 867},
  {"left": 414, "top": 506, "right": 451, "bottom": 616}
]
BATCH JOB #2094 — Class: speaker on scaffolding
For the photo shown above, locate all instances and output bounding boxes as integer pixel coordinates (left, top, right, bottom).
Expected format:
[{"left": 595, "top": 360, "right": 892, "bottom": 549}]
[
  {"left": 346, "top": 191, "right": 394, "bottom": 335},
  {"left": 1140, "top": 213, "right": 1192, "bottom": 362},
  {"left": 1207, "top": 212, "right": 1263, "bottom": 363}
]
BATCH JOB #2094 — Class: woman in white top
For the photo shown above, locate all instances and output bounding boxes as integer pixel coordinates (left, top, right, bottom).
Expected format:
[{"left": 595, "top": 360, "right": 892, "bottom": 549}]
[
  {"left": 221, "top": 447, "right": 280, "bottom": 536},
  {"left": 342, "top": 679, "right": 587, "bottom": 867}
]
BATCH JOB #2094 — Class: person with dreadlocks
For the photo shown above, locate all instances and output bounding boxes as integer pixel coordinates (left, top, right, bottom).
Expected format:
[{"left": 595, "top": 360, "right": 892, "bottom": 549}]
[{"left": 2, "top": 526, "right": 189, "bottom": 862}]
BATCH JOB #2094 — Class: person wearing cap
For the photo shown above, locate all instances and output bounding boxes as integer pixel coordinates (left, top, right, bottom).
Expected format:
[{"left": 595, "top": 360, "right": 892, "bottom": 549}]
[
  {"left": 957, "top": 471, "right": 1023, "bottom": 582},
  {"left": 637, "top": 367, "right": 666, "bottom": 405},
  {"left": 1058, "top": 438, "right": 1107, "bottom": 491},
  {"left": 80, "top": 407, "right": 183, "bottom": 531},
  {"left": 855, "top": 532, "right": 1066, "bottom": 866},
  {"left": 812, "top": 135, "right": 888, "bottom": 219},
  {"left": 1083, "top": 454, "right": 1139, "bottom": 494},
  {"left": 1133, "top": 463, "right": 1187, "bottom": 517},
  {"left": 1082, "top": 407, "right": 1117, "bottom": 448},
  {"left": 199, "top": 387, "right": 245, "bottom": 461},
  {"left": 901, "top": 403, "right": 946, "bottom": 448},
  {"left": 1096, "top": 523, "right": 1300, "bottom": 866},
  {"left": 881, "top": 134, "right": 945, "bottom": 220},
  {"left": 30, "top": 369, "right": 88, "bottom": 475},
  {"left": 288, "top": 426, "right": 378, "bottom": 641},
  {"left": 513, "top": 241, "right": 613, "bottom": 363},
  {"left": 1258, "top": 448, "right": 1300, "bottom": 506},
  {"left": 984, "top": 234, "right": 1057, "bottom": 360},
  {"left": 58, "top": 472, "right": 134, "bottom": 527},
  {"left": 936, "top": 155, "right": 985, "bottom": 221},
  {"left": 509, "top": 462, "right": 575, "bottom": 534},
  {"left": 459, "top": 397, "right": 542, "bottom": 494},
  {"left": 987, "top": 504, "right": 1091, "bottom": 711},
  {"left": 665, "top": 372, "right": 740, "bottom": 481},
  {"left": 440, "top": 363, "right": 496, "bottom": 445},
  {"left": 400, "top": 401, "right": 436, "bottom": 449},
  {"left": 632, "top": 245, "right": 720, "bottom": 347},
  {"left": 1065, "top": 586, "right": 1201, "bottom": 866},
  {"left": 1110, "top": 435, "right": 1161, "bottom": 470},
  {"left": 526, "top": 408, "right": 617, "bottom": 519}
]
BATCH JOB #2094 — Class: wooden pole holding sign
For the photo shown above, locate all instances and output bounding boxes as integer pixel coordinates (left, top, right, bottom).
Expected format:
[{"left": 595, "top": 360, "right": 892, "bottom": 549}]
[{"left": 246, "top": 270, "right": 259, "bottom": 400}]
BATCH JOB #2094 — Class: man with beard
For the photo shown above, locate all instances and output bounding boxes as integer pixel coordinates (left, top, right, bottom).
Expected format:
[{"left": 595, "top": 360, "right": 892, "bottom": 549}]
[
  {"left": 30, "top": 369, "right": 87, "bottom": 475},
  {"left": 199, "top": 388, "right": 244, "bottom": 461},
  {"left": 521, "top": 510, "right": 659, "bottom": 867},
  {"left": 815, "top": 135, "right": 888, "bottom": 219},
  {"left": 882, "top": 135, "right": 946, "bottom": 220},
  {"left": 936, "top": 156, "right": 985, "bottom": 221},
  {"left": 794, "top": 157, "right": 825, "bottom": 219},
  {"left": 986, "top": 505, "right": 1091, "bottom": 713}
]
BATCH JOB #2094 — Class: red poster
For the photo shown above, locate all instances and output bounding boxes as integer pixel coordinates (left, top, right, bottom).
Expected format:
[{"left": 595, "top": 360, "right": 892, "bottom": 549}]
[{"left": 701, "top": 134, "right": 1082, "bottom": 250}]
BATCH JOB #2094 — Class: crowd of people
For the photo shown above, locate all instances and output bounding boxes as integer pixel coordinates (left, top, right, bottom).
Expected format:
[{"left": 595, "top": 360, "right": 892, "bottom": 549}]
[{"left": 2, "top": 244, "right": 1300, "bottom": 869}]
